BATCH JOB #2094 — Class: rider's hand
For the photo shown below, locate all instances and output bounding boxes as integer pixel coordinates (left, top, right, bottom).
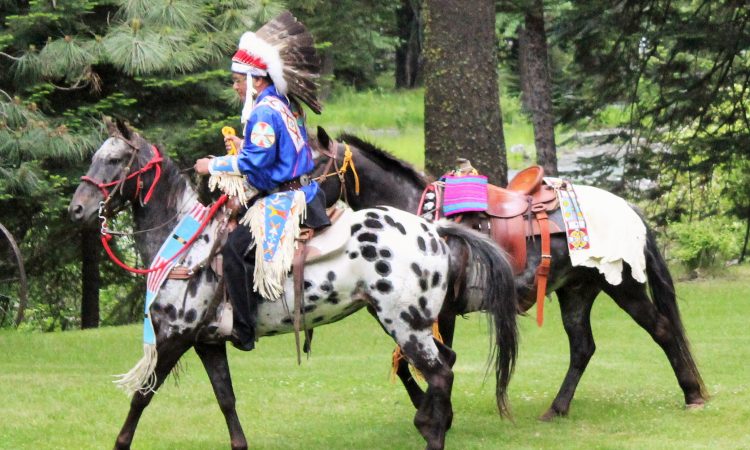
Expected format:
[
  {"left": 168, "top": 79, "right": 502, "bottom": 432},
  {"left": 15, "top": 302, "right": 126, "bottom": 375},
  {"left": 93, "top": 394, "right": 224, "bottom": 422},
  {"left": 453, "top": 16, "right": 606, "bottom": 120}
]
[
  {"left": 224, "top": 135, "right": 243, "bottom": 154},
  {"left": 194, "top": 158, "right": 211, "bottom": 175}
]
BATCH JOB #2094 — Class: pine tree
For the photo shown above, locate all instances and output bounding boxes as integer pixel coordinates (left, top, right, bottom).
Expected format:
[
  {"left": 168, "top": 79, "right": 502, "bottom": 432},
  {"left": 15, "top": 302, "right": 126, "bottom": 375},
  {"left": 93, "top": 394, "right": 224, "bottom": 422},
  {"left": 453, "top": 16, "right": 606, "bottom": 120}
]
[
  {"left": 286, "top": 0, "right": 400, "bottom": 89},
  {"left": 554, "top": 1, "right": 750, "bottom": 235},
  {"left": 0, "top": 0, "right": 287, "bottom": 329}
]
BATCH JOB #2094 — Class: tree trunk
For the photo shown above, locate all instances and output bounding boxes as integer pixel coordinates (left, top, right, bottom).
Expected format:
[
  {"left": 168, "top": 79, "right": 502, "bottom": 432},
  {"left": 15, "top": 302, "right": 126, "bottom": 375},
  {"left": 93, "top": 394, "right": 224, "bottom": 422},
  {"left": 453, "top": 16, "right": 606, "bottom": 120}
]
[
  {"left": 395, "top": 0, "right": 423, "bottom": 88},
  {"left": 519, "top": 0, "right": 558, "bottom": 176},
  {"left": 740, "top": 206, "right": 750, "bottom": 263},
  {"left": 423, "top": 0, "right": 508, "bottom": 185},
  {"left": 517, "top": 28, "right": 532, "bottom": 113},
  {"left": 81, "top": 228, "right": 100, "bottom": 329},
  {"left": 318, "top": 51, "right": 335, "bottom": 101}
]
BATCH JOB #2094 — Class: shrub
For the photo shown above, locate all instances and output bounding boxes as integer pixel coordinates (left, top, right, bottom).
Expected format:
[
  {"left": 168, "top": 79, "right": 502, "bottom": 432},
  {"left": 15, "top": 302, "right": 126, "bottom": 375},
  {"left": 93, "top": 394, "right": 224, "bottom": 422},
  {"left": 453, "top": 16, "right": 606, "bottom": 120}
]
[{"left": 669, "top": 216, "right": 742, "bottom": 271}]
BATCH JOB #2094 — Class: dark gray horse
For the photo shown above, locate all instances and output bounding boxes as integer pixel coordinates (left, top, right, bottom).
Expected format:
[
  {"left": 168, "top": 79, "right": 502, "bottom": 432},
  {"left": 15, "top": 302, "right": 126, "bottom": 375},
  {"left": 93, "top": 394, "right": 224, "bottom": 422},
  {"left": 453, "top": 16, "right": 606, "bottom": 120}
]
[
  {"left": 68, "top": 120, "right": 519, "bottom": 450},
  {"left": 314, "top": 127, "right": 707, "bottom": 420}
]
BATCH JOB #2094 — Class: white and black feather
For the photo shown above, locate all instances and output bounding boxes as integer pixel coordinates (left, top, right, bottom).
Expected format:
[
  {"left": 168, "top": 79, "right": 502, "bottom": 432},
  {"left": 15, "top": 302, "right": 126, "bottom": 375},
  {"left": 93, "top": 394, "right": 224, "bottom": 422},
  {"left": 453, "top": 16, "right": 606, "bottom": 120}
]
[{"left": 256, "top": 11, "right": 322, "bottom": 114}]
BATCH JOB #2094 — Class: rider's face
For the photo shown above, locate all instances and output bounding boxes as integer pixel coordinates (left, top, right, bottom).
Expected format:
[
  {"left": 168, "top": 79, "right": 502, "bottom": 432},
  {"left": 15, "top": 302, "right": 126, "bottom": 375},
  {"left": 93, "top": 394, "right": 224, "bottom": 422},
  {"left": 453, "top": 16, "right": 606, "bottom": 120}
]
[
  {"left": 232, "top": 73, "right": 248, "bottom": 101},
  {"left": 250, "top": 76, "right": 270, "bottom": 99}
]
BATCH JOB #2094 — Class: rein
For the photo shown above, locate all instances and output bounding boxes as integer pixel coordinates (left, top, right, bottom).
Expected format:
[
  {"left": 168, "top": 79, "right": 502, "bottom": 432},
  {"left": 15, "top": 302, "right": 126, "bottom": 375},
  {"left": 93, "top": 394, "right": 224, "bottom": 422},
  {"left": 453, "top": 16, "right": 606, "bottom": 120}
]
[
  {"left": 101, "top": 195, "right": 228, "bottom": 275},
  {"left": 100, "top": 207, "right": 184, "bottom": 237}
]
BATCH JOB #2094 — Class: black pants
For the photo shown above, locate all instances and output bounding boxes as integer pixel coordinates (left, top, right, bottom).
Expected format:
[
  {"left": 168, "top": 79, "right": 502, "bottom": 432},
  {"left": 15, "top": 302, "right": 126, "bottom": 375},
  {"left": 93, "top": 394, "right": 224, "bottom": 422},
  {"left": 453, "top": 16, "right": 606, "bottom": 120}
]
[{"left": 223, "top": 188, "right": 330, "bottom": 350}]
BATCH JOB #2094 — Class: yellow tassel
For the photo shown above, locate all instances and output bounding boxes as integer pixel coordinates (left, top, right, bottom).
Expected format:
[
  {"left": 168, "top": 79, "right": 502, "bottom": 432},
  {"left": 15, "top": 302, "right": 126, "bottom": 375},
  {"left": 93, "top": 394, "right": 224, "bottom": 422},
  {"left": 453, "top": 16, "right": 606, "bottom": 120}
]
[
  {"left": 341, "top": 143, "right": 360, "bottom": 195},
  {"left": 390, "top": 346, "right": 426, "bottom": 383},
  {"left": 390, "top": 346, "right": 403, "bottom": 383},
  {"left": 389, "top": 321, "right": 443, "bottom": 384},
  {"left": 432, "top": 321, "right": 443, "bottom": 344},
  {"left": 411, "top": 365, "right": 425, "bottom": 382},
  {"left": 209, "top": 126, "right": 253, "bottom": 203}
]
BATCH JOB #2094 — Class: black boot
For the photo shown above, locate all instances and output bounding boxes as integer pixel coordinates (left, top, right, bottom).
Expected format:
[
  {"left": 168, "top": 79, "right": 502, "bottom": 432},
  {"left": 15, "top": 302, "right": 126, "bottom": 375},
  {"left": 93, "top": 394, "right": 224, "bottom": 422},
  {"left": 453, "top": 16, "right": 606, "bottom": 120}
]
[
  {"left": 230, "top": 283, "right": 258, "bottom": 351},
  {"left": 223, "top": 225, "right": 259, "bottom": 351}
]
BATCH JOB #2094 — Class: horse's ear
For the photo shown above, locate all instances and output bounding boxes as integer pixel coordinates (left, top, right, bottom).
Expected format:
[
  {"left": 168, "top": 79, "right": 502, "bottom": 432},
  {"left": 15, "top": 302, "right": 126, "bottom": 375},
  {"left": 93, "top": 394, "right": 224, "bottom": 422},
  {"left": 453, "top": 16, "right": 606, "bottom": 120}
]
[
  {"left": 317, "top": 126, "right": 333, "bottom": 152},
  {"left": 115, "top": 118, "right": 133, "bottom": 141},
  {"left": 103, "top": 116, "right": 119, "bottom": 137}
]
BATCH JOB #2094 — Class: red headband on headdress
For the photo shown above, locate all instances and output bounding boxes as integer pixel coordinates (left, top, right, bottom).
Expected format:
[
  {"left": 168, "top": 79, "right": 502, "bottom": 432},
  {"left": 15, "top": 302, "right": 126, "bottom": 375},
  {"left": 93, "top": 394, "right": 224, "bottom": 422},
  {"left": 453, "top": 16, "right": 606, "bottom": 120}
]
[{"left": 232, "top": 49, "right": 268, "bottom": 71}]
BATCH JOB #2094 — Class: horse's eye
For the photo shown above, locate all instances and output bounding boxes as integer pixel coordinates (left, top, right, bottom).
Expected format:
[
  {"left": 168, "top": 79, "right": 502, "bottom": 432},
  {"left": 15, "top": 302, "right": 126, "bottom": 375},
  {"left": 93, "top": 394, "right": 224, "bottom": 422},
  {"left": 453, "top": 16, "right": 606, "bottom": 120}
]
[{"left": 108, "top": 157, "right": 122, "bottom": 165}]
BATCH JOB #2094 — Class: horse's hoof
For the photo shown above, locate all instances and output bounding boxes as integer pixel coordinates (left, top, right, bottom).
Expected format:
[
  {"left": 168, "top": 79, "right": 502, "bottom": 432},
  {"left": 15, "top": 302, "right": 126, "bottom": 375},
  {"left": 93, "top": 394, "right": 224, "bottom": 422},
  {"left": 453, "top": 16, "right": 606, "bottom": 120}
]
[
  {"left": 686, "top": 401, "right": 705, "bottom": 411},
  {"left": 230, "top": 438, "right": 248, "bottom": 450},
  {"left": 538, "top": 408, "right": 562, "bottom": 422},
  {"left": 114, "top": 436, "right": 132, "bottom": 450}
]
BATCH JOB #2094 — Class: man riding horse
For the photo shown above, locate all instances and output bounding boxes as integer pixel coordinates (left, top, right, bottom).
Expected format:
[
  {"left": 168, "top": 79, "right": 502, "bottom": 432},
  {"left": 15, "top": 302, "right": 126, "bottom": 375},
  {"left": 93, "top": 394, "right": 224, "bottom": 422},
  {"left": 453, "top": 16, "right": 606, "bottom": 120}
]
[{"left": 194, "top": 13, "right": 329, "bottom": 351}]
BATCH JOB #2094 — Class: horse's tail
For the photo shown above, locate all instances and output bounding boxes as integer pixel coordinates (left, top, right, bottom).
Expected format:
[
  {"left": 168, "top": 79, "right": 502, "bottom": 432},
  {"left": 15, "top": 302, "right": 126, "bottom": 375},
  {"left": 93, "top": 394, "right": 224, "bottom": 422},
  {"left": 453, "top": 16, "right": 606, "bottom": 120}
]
[
  {"left": 435, "top": 220, "right": 518, "bottom": 417},
  {"left": 644, "top": 226, "right": 707, "bottom": 400}
]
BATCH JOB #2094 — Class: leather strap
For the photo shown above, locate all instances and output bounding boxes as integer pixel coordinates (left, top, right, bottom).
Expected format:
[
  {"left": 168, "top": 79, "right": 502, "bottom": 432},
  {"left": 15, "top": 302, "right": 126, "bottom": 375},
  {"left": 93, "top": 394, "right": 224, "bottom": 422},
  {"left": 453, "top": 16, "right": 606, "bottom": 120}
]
[
  {"left": 167, "top": 266, "right": 194, "bottom": 279},
  {"left": 292, "top": 228, "right": 315, "bottom": 364},
  {"left": 533, "top": 205, "right": 551, "bottom": 327},
  {"left": 276, "top": 174, "right": 311, "bottom": 192},
  {"left": 316, "top": 138, "right": 339, "bottom": 180}
]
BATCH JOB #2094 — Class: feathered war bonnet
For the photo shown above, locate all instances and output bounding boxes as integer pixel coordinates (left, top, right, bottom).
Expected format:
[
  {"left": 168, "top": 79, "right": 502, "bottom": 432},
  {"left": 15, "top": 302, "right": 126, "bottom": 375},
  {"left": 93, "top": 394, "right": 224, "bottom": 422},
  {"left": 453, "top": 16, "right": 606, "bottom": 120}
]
[{"left": 231, "top": 11, "right": 322, "bottom": 123}]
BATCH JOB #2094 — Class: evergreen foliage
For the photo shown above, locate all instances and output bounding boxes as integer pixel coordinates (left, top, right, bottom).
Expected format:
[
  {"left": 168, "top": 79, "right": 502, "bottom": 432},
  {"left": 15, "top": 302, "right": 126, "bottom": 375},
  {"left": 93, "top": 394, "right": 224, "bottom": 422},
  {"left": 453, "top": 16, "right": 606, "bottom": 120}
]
[
  {"left": 553, "top": 2, "right": 750, "bottom": 217},
  {"left": 287, "top": 0, "right": 400, "bottom": 88},
  {"left": 0, "top": 0, "right": 407, "bottom": 329},
  {"left": 0, "top": 0, "right": 284, "bottom": 329}
]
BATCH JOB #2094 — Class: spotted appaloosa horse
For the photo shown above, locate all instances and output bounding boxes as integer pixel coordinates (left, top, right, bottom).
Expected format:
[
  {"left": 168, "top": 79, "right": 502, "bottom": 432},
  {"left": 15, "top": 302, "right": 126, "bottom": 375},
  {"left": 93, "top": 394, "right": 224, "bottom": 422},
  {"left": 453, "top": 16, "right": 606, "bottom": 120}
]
[
  {"left": 313, "top": 127, "right": 707, "bottom": 420},
  {"left": 68, "top": 119, "right": 519, "bottom": 450}
]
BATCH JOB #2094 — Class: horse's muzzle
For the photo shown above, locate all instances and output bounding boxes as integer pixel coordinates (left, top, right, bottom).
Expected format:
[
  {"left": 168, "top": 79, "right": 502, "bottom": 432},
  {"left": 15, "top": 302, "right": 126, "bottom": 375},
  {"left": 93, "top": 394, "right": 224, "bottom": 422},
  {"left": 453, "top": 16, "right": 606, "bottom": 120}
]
[
  {"left": 69, "top": 202, "right": 85, "bottom": 221},
  {"left": 69, "top": 183, "right": 103, "bottom": 224},
  {"left": 67, "top": 197, "right": 99, "bottom": 224}
]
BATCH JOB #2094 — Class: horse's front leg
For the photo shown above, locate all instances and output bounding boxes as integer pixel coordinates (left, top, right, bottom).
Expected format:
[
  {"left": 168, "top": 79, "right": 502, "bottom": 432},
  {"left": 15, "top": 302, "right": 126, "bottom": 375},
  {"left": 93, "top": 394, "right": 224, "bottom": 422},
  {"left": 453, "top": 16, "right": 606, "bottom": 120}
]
[
  {"left": 194, "top": 341, "right": 248, "bottom": 450},
  {"left": 114, "top": 339, "right": 192, "bottom": 450}
]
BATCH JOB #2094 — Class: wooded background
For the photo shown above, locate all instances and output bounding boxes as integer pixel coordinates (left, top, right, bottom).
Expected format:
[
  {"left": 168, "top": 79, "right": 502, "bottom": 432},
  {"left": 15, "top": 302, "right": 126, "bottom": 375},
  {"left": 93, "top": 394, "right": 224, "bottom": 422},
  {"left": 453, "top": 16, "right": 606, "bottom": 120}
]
[{"left": 1, "top": 0, "right": 748, "bottom": 330}]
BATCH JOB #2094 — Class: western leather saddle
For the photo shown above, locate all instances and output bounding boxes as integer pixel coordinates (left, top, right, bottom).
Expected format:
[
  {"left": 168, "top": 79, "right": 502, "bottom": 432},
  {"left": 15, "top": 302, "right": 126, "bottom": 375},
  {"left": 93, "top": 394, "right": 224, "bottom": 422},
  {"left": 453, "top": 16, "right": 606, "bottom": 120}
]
[{"left": 429, "top": 165, "right": 564, "bottom": 325}]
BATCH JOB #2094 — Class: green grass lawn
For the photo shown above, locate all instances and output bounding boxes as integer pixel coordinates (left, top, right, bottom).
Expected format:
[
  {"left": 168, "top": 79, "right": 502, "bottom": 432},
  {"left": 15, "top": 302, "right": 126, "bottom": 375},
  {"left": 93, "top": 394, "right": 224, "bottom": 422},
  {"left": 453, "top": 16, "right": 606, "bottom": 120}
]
[{"left": 1, "top": 267, "right": 748, "bottom": 449}]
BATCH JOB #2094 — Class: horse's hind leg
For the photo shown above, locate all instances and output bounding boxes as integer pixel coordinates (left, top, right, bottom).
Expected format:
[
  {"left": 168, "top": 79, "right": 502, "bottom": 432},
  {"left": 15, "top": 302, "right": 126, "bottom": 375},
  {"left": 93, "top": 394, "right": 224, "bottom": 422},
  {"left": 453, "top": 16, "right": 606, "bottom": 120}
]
[
  {"left": 114, "top": 339, "right": 192, "bottom": 450},
  {"left": 540, "top": 281, "right": 600, "bottom": 421},
  {"left": 602, "top": 270, "right": 705, "bottom": 407},
  {"left": 194, "top": 342, "right": 248, "bottom": 450},
  {"left": 366, "top": 304, "right": 427, "bottom": 409},
  {"left": 399, "top": 331, "right": 455, "bottom": 450},
  {"left": 394, "top": 313, "right": 457, "bottom": 410}
]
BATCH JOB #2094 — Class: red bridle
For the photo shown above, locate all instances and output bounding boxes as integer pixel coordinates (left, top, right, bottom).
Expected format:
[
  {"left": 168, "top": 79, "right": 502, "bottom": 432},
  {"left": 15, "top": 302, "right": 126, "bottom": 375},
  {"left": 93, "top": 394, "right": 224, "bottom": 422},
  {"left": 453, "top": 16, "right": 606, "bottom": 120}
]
[
  {"left": 82, "top": 142, "right": 227, "bottom": 275},
  {"left": 80, "top": 144, "right": 163, "bottom": 205}
]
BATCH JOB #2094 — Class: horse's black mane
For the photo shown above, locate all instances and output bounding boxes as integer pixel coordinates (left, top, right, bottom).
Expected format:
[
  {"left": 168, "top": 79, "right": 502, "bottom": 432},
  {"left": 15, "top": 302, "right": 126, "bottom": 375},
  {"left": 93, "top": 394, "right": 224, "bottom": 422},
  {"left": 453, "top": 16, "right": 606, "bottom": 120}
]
[{"left": 338, "top": 133, "right": 432, "bottom": 186}]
